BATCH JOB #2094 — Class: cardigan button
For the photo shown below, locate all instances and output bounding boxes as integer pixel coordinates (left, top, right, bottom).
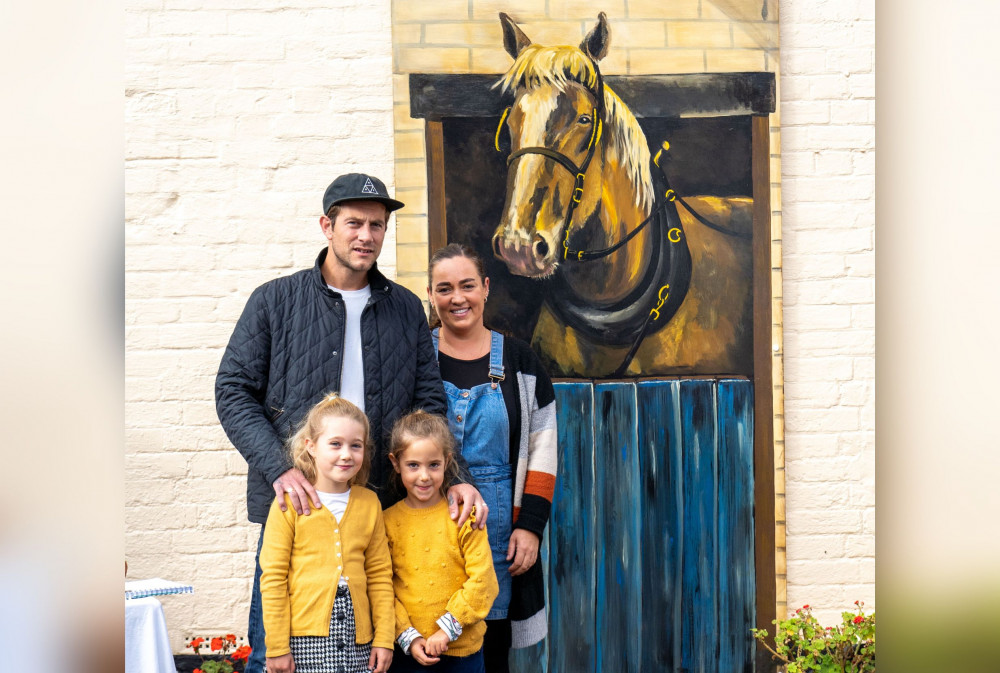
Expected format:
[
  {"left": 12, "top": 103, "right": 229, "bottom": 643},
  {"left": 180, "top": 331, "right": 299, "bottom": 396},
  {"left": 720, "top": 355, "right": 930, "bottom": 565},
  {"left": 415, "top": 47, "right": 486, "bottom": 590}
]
[{"left": 456, "top": 414, "right": 463, "bottom": 422}]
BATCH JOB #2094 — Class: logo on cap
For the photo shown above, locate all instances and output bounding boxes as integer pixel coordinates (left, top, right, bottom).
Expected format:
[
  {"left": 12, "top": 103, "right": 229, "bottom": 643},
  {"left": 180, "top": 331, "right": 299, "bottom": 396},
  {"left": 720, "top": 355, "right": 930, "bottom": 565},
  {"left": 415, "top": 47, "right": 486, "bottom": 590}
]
[{"left": 361, "top": 177, "right": 379, "bottom": 195}]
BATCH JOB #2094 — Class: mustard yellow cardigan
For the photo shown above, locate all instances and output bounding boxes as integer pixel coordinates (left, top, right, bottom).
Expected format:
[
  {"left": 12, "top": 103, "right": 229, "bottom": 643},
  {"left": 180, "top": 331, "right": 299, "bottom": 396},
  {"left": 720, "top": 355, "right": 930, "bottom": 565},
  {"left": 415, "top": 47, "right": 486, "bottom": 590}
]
[
  {"left": 383, "top": 499, "right": 499, "bottom": 657},
  {"left": 259, "top": 487, "right": 394, "bottom": 656}
]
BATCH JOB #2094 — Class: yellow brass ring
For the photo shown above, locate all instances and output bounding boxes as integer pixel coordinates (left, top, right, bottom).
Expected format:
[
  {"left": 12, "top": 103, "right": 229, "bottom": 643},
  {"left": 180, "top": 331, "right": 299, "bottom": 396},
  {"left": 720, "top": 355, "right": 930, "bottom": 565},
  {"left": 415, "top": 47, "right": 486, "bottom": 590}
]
[{"left": 668, "top": 227, "right": 682, "bottom": 243}]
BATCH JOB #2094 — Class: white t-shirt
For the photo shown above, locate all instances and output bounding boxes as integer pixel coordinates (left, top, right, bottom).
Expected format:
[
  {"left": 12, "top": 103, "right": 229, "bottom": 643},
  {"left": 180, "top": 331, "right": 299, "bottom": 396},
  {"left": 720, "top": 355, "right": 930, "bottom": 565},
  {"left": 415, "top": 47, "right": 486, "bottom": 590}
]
[
  {"left": 318, "top": 489, "right": 352, "bottom": 585},
  {"left": 328, "top": 284, "right": 371, "bottom": 412},
  {"left": 318, "top": 489, "right": 351, "bottom": 522}
]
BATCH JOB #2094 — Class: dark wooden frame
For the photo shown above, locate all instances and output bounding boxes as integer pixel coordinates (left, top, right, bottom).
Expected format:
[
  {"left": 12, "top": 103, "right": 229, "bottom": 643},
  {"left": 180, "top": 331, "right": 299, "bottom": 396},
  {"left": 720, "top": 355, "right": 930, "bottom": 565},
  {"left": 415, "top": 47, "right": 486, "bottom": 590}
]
[{"left": 412, "top": 71, "right": 777, "bottom": 672}]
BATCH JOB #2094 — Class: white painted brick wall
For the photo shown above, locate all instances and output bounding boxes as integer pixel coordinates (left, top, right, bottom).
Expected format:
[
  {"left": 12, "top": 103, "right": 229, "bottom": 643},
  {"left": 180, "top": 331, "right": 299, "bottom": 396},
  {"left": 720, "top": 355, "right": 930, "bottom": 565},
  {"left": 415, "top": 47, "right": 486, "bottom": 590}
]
[
  {"left": 125, "top": 0, "right": 875, "bottom": 651},
  {"left": 779, "top": 0, "right": 875, "bottom": 622}
]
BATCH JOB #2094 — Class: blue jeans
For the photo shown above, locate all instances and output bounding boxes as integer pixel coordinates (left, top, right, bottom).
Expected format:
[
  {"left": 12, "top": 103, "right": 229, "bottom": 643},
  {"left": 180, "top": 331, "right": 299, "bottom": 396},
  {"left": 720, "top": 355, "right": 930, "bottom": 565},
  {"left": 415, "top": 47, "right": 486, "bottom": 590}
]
[
  {"left": 246, "top": 524, "right": 266, "bottom": 673},
  {"left": 389, "top": 647, "right": 485, "bottom": 673}
]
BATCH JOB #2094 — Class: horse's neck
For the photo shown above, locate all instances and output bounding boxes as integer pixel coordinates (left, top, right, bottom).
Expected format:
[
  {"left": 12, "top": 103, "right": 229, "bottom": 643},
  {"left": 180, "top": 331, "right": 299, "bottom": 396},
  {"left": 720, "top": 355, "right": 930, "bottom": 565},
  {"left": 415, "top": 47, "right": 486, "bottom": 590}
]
[{"left": 565, "top": 154, "right": 652, "bottom": 301}]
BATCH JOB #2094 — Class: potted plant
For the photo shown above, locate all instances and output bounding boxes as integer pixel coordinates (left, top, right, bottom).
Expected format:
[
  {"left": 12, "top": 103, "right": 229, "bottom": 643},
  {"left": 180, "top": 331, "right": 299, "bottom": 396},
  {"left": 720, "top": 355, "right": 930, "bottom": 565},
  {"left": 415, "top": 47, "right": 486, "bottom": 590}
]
[
  {"left": 752, "top": 601, "right": 875, "bottom": 672},
  {"left": 179, "top": 634, "right": 251, "bottom": 673}
]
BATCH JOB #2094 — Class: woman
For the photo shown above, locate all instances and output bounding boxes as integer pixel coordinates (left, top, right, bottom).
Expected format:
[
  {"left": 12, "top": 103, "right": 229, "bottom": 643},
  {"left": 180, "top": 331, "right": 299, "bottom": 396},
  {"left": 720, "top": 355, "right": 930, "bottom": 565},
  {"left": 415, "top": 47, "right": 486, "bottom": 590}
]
[{"left": 427, "top": 244, "right": 557, "bottom": 673}]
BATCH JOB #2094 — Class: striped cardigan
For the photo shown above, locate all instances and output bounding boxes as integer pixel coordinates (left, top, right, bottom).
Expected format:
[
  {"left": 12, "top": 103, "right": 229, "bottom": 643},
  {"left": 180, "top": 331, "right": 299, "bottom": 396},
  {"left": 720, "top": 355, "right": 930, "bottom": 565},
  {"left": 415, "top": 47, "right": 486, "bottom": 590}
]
[{"left": 497, "top": 336, "right": 558, "bottom": 648}]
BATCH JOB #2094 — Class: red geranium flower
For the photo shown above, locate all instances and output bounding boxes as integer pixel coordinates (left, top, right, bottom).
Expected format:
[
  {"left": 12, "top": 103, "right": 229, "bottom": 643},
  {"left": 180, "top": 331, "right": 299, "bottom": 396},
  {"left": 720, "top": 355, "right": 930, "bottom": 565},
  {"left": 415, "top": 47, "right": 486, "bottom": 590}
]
[
  {"left": 210, "top": 637, "right": 224, "bottom": 651},
  {"left": 853, "top": 615, "right": 864, "bottom": 624},
  {"left": 232, "top": 645, "right": 252, "bottom": 661},
  {"left": 194, "top": 669, "right": 203, "bottom": 673},
  {"left": 802, "top": 604, "right": 810, "bottom": 610},
  {"left": 226, "top": 633, "right": 237, "bottom": 643},
  {"left": 189, "top": 637, "right": 205, "bottom": 649}
]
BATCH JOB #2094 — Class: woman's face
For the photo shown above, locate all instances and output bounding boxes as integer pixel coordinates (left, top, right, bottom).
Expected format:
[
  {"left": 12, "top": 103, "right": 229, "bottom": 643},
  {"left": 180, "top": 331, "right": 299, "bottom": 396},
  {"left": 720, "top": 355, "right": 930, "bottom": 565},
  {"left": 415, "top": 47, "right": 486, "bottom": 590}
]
[{"left": 429, "top": 256, "right": 490, "bottom": 335}]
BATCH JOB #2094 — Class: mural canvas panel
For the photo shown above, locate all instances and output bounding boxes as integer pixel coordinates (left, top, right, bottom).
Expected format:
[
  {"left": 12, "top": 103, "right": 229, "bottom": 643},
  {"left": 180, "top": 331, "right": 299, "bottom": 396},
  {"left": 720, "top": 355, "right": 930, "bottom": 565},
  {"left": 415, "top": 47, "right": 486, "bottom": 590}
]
[{"left": 390, "top": 3, "right": 780, "bottom": 671}]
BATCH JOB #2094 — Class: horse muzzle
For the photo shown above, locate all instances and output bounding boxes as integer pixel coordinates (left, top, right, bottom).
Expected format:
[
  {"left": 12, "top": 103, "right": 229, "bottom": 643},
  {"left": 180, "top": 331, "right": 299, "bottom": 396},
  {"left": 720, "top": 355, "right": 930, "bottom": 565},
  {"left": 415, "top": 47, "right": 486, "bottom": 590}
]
[{"left": 491, "top": 229, "right": 557, "bottom": 278}]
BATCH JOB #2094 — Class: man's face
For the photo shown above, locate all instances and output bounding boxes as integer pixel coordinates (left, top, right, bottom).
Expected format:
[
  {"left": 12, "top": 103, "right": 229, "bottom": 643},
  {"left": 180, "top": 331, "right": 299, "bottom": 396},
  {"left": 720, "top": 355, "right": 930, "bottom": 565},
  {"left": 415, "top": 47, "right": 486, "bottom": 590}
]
[{"left": 321, "top": 200, "right": 388, "bottom": 277}]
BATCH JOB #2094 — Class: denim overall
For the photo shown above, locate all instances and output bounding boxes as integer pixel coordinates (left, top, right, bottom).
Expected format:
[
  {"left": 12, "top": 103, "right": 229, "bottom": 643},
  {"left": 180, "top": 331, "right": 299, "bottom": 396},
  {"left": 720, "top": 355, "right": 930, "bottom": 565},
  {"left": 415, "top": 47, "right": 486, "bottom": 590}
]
[{"left": 432, "top": 328, "right": 513, "bottom": 620}]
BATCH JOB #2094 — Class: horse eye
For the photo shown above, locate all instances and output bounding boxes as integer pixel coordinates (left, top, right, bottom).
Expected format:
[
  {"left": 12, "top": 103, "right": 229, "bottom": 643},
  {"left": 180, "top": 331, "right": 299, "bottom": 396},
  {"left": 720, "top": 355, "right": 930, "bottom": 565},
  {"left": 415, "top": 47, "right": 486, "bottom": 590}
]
[{"left": 578, "top": 115, "right": 592, "bottom": 125}]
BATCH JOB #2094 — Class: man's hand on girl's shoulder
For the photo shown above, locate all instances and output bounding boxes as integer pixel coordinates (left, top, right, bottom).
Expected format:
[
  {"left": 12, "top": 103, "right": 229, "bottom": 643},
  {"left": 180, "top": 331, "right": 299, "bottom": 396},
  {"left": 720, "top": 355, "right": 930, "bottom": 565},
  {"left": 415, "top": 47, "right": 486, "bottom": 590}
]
[{"left": 447, "top": 483, "right": 488, "bottom": 530}]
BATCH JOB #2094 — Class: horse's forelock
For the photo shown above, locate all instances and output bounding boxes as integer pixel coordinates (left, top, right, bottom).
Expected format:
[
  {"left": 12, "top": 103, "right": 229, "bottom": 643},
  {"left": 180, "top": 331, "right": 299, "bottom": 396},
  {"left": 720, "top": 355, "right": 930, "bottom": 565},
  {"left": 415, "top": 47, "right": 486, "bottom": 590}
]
[{"left": 496, "top": 44, "right": 654, "bottom": 213}]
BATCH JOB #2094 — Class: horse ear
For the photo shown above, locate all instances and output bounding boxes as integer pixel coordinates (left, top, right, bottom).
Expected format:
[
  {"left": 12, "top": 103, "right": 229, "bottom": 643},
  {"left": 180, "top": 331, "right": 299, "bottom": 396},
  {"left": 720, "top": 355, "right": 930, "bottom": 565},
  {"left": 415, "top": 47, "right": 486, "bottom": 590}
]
[
  {"left": 581, "top": 12, "right": 611, "bottom": 61},
  {"left": 499, "top": 12, "right": 532, "bottom": 58}
]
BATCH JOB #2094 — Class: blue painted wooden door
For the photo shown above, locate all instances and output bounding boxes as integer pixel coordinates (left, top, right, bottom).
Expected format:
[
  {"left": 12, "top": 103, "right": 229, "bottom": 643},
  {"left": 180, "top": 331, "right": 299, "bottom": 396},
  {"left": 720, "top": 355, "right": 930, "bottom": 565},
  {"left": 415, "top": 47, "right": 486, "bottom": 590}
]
[{"left": 510, "top": 379, "right": 755, "bottom": 673}]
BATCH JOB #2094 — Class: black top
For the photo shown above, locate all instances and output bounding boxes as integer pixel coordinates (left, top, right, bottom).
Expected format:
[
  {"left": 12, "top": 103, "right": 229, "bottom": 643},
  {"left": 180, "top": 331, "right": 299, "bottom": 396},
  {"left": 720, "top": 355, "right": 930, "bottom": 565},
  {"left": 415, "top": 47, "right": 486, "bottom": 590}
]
[{"left": 437, "top": 348, "right": 520, "bottom": 464}]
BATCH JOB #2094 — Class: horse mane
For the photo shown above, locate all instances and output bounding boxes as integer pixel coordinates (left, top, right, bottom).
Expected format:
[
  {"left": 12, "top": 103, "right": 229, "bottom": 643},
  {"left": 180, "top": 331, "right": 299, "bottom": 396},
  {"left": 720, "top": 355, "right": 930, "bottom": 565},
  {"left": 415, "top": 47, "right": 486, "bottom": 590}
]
[{"left": 496, "top": 44, "right": 654, "bottom": 213}]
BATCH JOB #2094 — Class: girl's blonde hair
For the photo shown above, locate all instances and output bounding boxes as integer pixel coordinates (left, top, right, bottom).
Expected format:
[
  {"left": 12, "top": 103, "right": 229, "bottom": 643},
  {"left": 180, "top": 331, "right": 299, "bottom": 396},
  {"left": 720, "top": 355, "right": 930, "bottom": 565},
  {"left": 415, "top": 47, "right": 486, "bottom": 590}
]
[
  {"left": 388, "top": 410, "right": 459, "bottom": 497},
  {"left": 289, "top": 394, "right": 372, "bottom": 487}
]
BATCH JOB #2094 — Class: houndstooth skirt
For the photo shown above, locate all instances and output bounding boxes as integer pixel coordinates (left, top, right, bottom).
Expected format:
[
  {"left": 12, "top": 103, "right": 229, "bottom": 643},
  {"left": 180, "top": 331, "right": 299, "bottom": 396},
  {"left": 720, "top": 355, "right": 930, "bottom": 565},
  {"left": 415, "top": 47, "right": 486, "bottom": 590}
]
[{"left": 287, "top": 585, "right": 373, "bottom": 673}]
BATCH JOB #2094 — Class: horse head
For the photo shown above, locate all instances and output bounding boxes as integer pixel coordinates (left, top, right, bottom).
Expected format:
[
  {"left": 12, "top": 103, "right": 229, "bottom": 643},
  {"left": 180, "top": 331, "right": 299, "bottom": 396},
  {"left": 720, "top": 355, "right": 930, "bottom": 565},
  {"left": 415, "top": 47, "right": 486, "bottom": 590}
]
[{"left": 491, "top": 13, "right": 617, "bottom": 278}]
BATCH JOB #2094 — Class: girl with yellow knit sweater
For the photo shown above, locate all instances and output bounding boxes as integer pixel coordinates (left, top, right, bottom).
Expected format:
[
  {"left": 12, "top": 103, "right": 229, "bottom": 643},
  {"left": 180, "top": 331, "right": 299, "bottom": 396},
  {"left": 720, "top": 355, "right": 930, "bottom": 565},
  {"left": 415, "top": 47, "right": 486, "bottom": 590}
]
[
  {"left": 260, "top": 396, "right": 395, "bottom": 673},
  {"left": 383, "top": 411, "right": 499, "bottom": 673}
]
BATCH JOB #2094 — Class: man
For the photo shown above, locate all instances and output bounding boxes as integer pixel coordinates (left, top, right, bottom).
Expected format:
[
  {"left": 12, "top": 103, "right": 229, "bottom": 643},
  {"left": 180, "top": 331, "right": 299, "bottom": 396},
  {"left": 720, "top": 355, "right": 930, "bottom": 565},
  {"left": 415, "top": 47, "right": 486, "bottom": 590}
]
[{"left": 216, "top": 173, "right": 485, "bottom": 673}]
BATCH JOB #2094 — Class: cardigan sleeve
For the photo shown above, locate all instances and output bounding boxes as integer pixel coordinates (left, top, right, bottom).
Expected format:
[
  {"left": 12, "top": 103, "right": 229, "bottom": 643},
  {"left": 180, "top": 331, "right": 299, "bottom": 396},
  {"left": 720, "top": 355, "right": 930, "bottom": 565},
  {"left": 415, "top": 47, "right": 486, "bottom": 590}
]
[
  {"left": 444, "top": 519, "right": 499, "bottom": 626},
  {"left": 513, "top": 345, "right": 558, "bottom": 537},
  {"left": 259, "top": 497, "right": 296, "bottom": 656},
  {"left": 364, "top": 505, "right": 396, "bottom": 649}
]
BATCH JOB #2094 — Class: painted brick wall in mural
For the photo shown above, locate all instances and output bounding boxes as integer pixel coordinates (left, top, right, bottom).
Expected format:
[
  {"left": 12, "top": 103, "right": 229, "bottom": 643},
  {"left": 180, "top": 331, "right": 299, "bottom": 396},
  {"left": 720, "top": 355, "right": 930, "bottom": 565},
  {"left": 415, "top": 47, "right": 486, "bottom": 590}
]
[{"left": 392, "top": 3, "right": 778, "bottom": 671}]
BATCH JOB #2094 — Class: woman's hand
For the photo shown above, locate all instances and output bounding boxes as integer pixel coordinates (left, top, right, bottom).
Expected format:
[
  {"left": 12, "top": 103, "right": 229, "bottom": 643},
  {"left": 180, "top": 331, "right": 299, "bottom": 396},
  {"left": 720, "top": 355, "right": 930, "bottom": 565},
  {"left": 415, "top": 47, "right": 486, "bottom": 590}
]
[
  {"left": 410, "top": 637, "right": 441, "bottom": 666},
  {"left": 368, "top": 645, "right": 392, "bottom": 673},
  {"left": 507, "top": 528, "right": 540, "bottom": 576},
  {"left": 423, "top": 629, "right": 451, "bottom": 657},
  {"left": 447, "top": 483, "right": 488, "bottom": 530},
  {"left": 266, "top": 653, "right": 295, "bottom": 673}
]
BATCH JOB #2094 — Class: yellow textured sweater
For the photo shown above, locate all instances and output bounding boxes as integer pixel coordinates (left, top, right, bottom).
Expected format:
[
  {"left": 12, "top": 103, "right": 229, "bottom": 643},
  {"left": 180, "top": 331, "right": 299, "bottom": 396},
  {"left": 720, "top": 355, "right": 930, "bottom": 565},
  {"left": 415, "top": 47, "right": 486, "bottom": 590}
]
[
  {"left": 259, "top": 487, "right": 394, "bottom": 656},
  {"left": 383, "top": 499, "right": 499, "bottom": 657}
]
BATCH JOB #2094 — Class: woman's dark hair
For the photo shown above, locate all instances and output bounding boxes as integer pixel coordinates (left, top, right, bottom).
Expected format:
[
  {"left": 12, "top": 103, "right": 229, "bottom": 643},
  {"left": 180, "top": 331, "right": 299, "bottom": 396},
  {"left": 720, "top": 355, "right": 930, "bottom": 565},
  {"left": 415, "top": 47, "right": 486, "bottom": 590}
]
[{"left": 427, "top": 243, "right": 487, "bottom": 329}]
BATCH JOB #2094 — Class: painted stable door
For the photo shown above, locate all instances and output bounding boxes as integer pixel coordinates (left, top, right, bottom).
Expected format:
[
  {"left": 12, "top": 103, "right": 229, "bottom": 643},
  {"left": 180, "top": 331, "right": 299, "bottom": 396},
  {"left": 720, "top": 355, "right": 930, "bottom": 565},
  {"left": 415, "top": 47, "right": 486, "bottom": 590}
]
[{"left": 510, "top": 379, "right": 756, "bottom": 673}]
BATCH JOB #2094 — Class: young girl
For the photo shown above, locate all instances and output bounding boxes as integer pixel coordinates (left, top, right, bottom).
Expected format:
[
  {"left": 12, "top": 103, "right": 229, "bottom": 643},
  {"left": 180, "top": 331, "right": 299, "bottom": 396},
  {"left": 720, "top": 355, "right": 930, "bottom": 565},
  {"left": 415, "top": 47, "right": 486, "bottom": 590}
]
[
  {"left": 383, "top": 411, "right": 499, "bottom": 673},
  {"left": 260, "top": 395, "right": 395, "bottom": 673}
]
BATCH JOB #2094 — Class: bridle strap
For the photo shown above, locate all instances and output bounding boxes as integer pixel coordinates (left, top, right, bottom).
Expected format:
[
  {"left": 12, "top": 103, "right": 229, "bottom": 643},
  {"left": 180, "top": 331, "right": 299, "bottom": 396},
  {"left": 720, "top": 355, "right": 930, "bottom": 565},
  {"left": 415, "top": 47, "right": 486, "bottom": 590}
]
[{"left": 507, "top": 146, "right": 582, "bottom": 177}]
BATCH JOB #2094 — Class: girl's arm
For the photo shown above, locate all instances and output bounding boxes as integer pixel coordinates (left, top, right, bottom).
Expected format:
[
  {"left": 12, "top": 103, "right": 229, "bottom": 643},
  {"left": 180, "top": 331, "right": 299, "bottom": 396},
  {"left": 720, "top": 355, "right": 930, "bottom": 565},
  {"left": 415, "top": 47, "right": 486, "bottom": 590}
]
[
  {"left": 259, "top": 496, "right": 296, "bottom": 657},
  {"left": 442, "top": 519, "right": 499, "bottom": 628},
  {"left": 364, "top": 507, "right": 396, "bottom": 651}
]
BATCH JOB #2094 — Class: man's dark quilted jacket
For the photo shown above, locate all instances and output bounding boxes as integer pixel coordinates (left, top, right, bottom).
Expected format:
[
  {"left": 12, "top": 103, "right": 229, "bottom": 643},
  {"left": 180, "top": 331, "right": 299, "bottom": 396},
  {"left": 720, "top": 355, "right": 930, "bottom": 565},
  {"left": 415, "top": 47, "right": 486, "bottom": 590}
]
[{"left": 215, "top": 249, "right": 448, "bottom": 522}]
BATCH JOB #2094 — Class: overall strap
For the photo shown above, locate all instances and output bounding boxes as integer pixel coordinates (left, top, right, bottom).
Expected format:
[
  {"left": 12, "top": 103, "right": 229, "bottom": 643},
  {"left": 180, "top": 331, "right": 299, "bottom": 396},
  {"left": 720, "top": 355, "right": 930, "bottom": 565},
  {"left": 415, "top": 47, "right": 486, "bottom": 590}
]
[{"left": 488, "top": 330, "right": 505, "bottom": 383}]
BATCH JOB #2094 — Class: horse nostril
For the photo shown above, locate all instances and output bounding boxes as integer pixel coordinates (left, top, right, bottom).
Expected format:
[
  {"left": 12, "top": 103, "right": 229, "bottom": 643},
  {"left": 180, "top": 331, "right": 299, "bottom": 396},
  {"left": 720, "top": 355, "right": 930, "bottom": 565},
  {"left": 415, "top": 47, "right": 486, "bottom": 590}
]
[
  {"left": 533, "top": 234, "right": 549, "bottom": 259},
  {"left": 491, "top": 234, "right": 504, "bottom": 259}
]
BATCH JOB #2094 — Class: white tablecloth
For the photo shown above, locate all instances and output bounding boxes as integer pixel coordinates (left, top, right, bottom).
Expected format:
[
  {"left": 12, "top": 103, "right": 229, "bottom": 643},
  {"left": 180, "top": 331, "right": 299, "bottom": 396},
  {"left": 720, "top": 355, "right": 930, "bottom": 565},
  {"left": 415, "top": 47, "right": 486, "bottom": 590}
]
[{"left": 125, "top": 597, "right": 177, "bottom": 673}]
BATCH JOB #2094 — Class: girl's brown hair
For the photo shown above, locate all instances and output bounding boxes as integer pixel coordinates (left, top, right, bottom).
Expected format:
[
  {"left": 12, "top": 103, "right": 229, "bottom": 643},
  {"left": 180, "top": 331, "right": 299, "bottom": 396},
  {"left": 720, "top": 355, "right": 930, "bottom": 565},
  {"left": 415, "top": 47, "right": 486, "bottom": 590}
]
[
  {"left": 388, "top": 410, "right": 459, "bottom": 497},
  {"left": 427, "top": 243, "right": 487, "bottom": 329},
  {"left": 289, "top": 394, "right": 373, "bottom": 487}
]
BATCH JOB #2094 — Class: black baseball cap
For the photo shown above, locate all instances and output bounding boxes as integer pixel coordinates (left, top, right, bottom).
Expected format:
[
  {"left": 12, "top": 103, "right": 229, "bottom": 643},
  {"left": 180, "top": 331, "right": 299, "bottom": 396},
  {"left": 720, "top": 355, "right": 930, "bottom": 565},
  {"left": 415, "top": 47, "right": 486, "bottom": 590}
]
[{"left": 322, "top": 173, "right": 405, "bottom": 214}]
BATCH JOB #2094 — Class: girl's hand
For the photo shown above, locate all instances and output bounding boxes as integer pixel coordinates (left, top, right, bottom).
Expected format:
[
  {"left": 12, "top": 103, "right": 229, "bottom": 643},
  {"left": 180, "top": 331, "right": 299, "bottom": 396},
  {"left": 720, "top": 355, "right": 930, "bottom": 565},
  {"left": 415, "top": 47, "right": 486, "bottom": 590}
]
[
  {"left": 424, "top": 629, "right": 451, "bottom": 657},
  {"left": 507, "top": 528, "right": 540, "bottom": 576},
  {"left": 410, "top": 638, "right": 441, "bottom": 666},
  {"left": 266, "top": 653, "right": 295, "bottom": 673},
  {"left": 368, "top": 645, "right": 392, "bottom": 673}
]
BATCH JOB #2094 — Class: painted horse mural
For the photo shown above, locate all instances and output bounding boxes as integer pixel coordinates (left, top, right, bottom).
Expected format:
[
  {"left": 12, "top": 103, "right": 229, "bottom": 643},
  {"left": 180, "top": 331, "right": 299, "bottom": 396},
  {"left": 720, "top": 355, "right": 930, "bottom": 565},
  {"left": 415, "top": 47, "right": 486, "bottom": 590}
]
[{"left": 492, "top": 13, "right": 754, "bottom": 378}]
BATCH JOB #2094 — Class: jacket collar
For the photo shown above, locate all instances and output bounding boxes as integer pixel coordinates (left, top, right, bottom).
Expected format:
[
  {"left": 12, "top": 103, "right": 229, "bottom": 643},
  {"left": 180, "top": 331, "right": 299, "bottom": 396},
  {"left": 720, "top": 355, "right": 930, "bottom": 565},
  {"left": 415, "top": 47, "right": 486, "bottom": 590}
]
[{"left": 311, "top": 248, "right": 392, "bottom": 298}]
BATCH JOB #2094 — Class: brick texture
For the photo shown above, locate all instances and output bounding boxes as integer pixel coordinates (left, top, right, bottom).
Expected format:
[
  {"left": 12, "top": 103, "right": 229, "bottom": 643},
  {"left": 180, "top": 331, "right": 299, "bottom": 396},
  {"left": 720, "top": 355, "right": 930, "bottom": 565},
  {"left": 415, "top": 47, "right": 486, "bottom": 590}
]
[{"left": 778, "top": 0, "right": 876, "bottom": 624}]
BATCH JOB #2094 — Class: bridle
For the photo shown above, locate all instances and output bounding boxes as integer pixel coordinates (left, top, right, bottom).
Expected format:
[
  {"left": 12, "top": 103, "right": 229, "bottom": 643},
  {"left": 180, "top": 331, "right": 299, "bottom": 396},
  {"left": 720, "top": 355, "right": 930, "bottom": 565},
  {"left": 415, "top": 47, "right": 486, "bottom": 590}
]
[{"left": 494, "top": 58, "right": 609, "bottom": 263}]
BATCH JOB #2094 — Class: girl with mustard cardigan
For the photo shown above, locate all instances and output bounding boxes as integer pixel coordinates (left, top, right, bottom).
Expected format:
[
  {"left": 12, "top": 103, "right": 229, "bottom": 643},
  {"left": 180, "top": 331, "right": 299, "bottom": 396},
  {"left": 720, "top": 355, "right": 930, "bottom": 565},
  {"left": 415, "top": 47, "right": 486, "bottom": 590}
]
[
  {"left": 384, "top": 411, "right": 499, "bottom": 673},
  {"left": 260, "top": 395, "right": 394, "bottom": 673}
]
